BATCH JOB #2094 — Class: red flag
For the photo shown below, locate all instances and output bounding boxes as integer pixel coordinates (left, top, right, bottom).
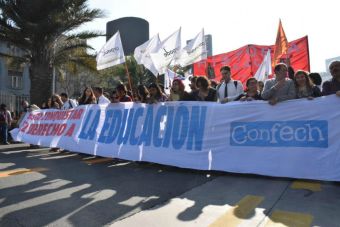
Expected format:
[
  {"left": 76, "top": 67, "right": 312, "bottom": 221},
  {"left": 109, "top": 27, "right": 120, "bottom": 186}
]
[{"left": 272, "top": 20, "right": 289, "bottom": 67}]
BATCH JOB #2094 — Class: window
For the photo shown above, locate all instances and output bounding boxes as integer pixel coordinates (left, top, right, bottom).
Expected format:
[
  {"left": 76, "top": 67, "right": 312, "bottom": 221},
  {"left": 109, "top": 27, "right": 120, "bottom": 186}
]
[{"left": 8, "top": 70, "right": 23, "bottom": 89}]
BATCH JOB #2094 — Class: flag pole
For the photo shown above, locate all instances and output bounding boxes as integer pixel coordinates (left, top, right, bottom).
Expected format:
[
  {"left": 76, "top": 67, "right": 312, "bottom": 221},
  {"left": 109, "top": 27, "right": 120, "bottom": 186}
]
[{"left": 124, "top": 57, "right": 134, "bottom": 100}]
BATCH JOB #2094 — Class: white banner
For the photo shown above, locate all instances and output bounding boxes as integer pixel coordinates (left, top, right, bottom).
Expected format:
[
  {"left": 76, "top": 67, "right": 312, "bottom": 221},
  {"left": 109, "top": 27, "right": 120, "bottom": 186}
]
[
  {"left": 96, "top": 31, "right": 125, "bottom": 70},
  {"left": 150, "top": 28, "right": 181, "bottom": 74},
  {"left": 11, "top": 95, "right": 340, "bottom": 181},
  {"left": 134, "top": 34, "right": 161, "bottom": 76},
  {"left": 175, "top": 29, "right": 207, "bottom": 67}
]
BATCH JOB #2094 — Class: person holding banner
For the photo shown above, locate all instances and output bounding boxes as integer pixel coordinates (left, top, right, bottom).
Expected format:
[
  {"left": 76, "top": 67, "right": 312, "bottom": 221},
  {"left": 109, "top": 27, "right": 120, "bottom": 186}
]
[
  {"left": 322, "top": 60, "right": 340, "bottom": 97},
  {"left": 235, "top": 78, "right": 262, "bottom": 101},
  {"left": 293, "top": 70, "right": 322, "bottom": 99},
  {"left": 261, "top": 63, "right": 296, "bottom": 105},
  {"left": 147, "top": 83, "right": 168, "bottom": 104},
  {"left": 216, "top": 66, "right": 244, "bottom": 103},
  {"left": 116, "top": 84, "right": 132, "bottom": 102},
  {"left": 78, "top": 87, "right": 96, "bottom": 105},
  {"left": 93, "top": 87, "right": 110, "bottom": 104},
  {"left": 193, "top": 76, "right": 217, "bottom": 102},
  {"left": 169, "top": 79, "right": 191, "bottom": 101},
  {"left": 60, "top": 93, "right": 78, "bottom": 110}
]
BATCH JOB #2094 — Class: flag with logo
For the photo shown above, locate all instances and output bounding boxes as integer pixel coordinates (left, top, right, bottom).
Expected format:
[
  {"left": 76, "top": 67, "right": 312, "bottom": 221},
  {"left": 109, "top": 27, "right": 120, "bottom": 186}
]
[
  {"left": 175, "top": 29, "right": 207, "bottom": 67},
  {"left": 272, "top": 19, "right": 288, "bottom": 67},
  {"left": 96, "top": 31, "right": 125, "bottom": 70},
  {"left": 134, "top": 34, "right": 161, "bottom": 76},
  {"left": 150, "top": 28, "right": 181, "bottom": 74},
  {"left": 254, "top": 50, "right": 272, "bottom": 82}
]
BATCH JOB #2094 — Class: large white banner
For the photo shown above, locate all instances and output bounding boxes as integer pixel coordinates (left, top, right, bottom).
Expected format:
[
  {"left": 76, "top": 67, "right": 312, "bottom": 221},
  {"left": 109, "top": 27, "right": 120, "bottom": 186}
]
[
  {"left": 11, "top": 95, "right": 340, "bottom": 181},
  {"left": 96, "top": 31, "right": 125, "bottom": 70}
]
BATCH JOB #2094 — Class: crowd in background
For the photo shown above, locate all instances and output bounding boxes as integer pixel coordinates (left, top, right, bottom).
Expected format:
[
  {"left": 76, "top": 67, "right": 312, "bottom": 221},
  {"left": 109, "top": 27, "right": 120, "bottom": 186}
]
[{"left": 1, "top": 60, "right": 340, "bottom": 145}]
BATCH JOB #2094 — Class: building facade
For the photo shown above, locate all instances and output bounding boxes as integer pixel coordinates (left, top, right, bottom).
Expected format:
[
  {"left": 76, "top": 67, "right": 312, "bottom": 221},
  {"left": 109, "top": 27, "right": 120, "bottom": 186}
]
[
  {"left": 106, "top": 17, "right": 149, "bottom": 55},
  {"left": 0, "top": 41, "right": 30, "bottom": 114}
]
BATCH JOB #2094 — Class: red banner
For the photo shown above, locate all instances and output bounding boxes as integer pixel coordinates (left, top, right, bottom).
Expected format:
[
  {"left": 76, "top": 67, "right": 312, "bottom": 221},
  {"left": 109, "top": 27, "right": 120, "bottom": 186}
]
[{"left": 193, "top": 36, "right": 310, "bottom": 85}]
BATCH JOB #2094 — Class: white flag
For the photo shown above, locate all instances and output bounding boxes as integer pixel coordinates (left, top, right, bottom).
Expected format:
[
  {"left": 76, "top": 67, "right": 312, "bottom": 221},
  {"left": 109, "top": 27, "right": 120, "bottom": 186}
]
[
  {"left": 254, "top": 50, "right": 272, "bottom": 82},
  {"left": 164, "top": 68, "right": 187, "bottom": 95},
  {"left": 150, "top": 28, "right": 181, "bottom": 74},
  {"left": 134, "top": 34, "right": 161, "bottom": 76},
  {"left": 96, "top": 31, "right": 125, "bottom": 70},
  {"left": 175, "top": 29, "right": 207, "bottom": 67}
]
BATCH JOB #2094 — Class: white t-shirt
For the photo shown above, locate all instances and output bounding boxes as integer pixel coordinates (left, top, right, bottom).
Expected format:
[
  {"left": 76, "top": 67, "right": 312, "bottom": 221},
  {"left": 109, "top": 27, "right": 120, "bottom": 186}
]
[
  {"left": 62, "top": 99, "right": 78, "bottom": 110},
  {"left": 97, "top": 95, "right": 110, "bottom": 104}
]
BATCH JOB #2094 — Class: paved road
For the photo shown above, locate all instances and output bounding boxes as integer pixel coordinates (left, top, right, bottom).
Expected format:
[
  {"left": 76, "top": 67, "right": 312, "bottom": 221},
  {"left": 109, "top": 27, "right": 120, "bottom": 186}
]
[{"left": 0, "top": 143, "right": 339, "bottom": 226}]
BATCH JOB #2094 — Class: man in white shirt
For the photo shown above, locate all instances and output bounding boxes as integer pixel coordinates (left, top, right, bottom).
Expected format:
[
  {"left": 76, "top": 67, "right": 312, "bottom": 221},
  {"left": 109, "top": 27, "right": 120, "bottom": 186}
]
[
  {"left": 216, "top": 66, "right": 244, "bottom": 103},
  {"left": 93, "top": 87, "right": 110, "bottom": 104},
  {"left": 60, "top": 93, "right": 78, "bottom": 110}
]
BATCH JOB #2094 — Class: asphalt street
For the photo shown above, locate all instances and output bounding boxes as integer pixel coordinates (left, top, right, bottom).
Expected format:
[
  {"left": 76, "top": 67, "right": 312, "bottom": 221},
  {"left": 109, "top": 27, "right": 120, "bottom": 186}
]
[{"left": 1, "top": 143, "right": 340, "bottom": 227}]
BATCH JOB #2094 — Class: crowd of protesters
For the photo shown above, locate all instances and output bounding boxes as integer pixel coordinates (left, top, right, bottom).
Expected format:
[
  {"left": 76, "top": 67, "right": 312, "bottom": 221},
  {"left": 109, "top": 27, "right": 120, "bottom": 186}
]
[{"left": 1, "top": 60, "right": 340, "bottom": 145}]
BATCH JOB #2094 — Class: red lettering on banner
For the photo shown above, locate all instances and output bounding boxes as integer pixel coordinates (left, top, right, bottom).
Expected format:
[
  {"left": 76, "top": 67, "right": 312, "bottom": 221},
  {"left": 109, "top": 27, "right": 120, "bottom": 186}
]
[
  {"left": 64, "top": 124, "right": 76, "bottom": 137},
  {"left": 71, "top": 109, "right": 84, "bottom": 120},
  {"left": 57, "top": 124, "right": 67, "bottom": 136},
  {"left": 51, "top": 124, "right": 60, "bottom": 135},
  {"left": 20, "top": 121, "right": 29, "bottom": 133},
  {"left": 42, "top": 124, "right": 49, "bottom": 135},
  {"left": 36, "top": 124, "right": 45, "bottom": 135},
  {"left": 27, "top": 113, "right": 33, "bottom": 120}
]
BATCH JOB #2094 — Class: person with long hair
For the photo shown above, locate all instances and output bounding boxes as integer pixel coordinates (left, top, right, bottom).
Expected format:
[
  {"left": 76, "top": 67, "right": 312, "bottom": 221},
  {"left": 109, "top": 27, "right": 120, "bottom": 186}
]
[
  {"left": 293, "top": 70, "right": 322, "bottom": 99},
  {"left": 51, "top": 94, "right": 63, "bottom": 109},
  {"left": 78, "top": 87, "right": 96, "bottom": 105},
  {"left": 147, "top": 83, "right": 168, "bottom": 104},
  {"left": 169, "top": 79, "right": 191, "bottom": 101},
  {"left": 193, "top": 76, "right": 217, "bottom": 101}
]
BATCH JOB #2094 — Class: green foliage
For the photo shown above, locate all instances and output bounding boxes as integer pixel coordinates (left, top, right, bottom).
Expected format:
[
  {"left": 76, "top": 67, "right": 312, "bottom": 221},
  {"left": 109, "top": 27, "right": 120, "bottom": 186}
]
[{"left": 0, "top": 0, "right": 105, "bottom": 104}]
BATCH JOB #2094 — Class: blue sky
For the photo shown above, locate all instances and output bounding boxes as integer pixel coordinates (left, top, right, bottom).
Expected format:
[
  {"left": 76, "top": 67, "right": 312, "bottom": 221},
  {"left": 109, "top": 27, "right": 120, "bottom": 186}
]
[{"left": 83, "top": 0, "right": 340, "bottom": 72}]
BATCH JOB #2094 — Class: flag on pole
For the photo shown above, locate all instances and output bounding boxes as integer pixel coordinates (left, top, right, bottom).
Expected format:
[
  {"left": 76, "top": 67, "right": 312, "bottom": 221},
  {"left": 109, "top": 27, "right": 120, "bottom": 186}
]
[
  {"left": 150, "top": 28, "right": 181, "bottom": 74},
  {"left": 254, "top": 50, "right": 272, "bottom": 82},
  {"left": 272, "top": 19, "right": 288, "bottom": 67},
  {"left": 164, "top": 68, "right": 184, "bottom": 95},
  {"left": 134, "top": 34, "right": 161, "bottom": 76},
  {"left": 175, "top": 29, "right": 207, "bottom": 67},
  {"left": 96, "top": 31, "right": 125, "bottom": 70}
]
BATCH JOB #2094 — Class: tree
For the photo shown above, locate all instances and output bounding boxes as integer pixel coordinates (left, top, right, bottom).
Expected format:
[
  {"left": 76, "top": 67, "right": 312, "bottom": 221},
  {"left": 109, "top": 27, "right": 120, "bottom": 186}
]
[{"left": 0, "top": 0, "right": 104, "bottom": 105}]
